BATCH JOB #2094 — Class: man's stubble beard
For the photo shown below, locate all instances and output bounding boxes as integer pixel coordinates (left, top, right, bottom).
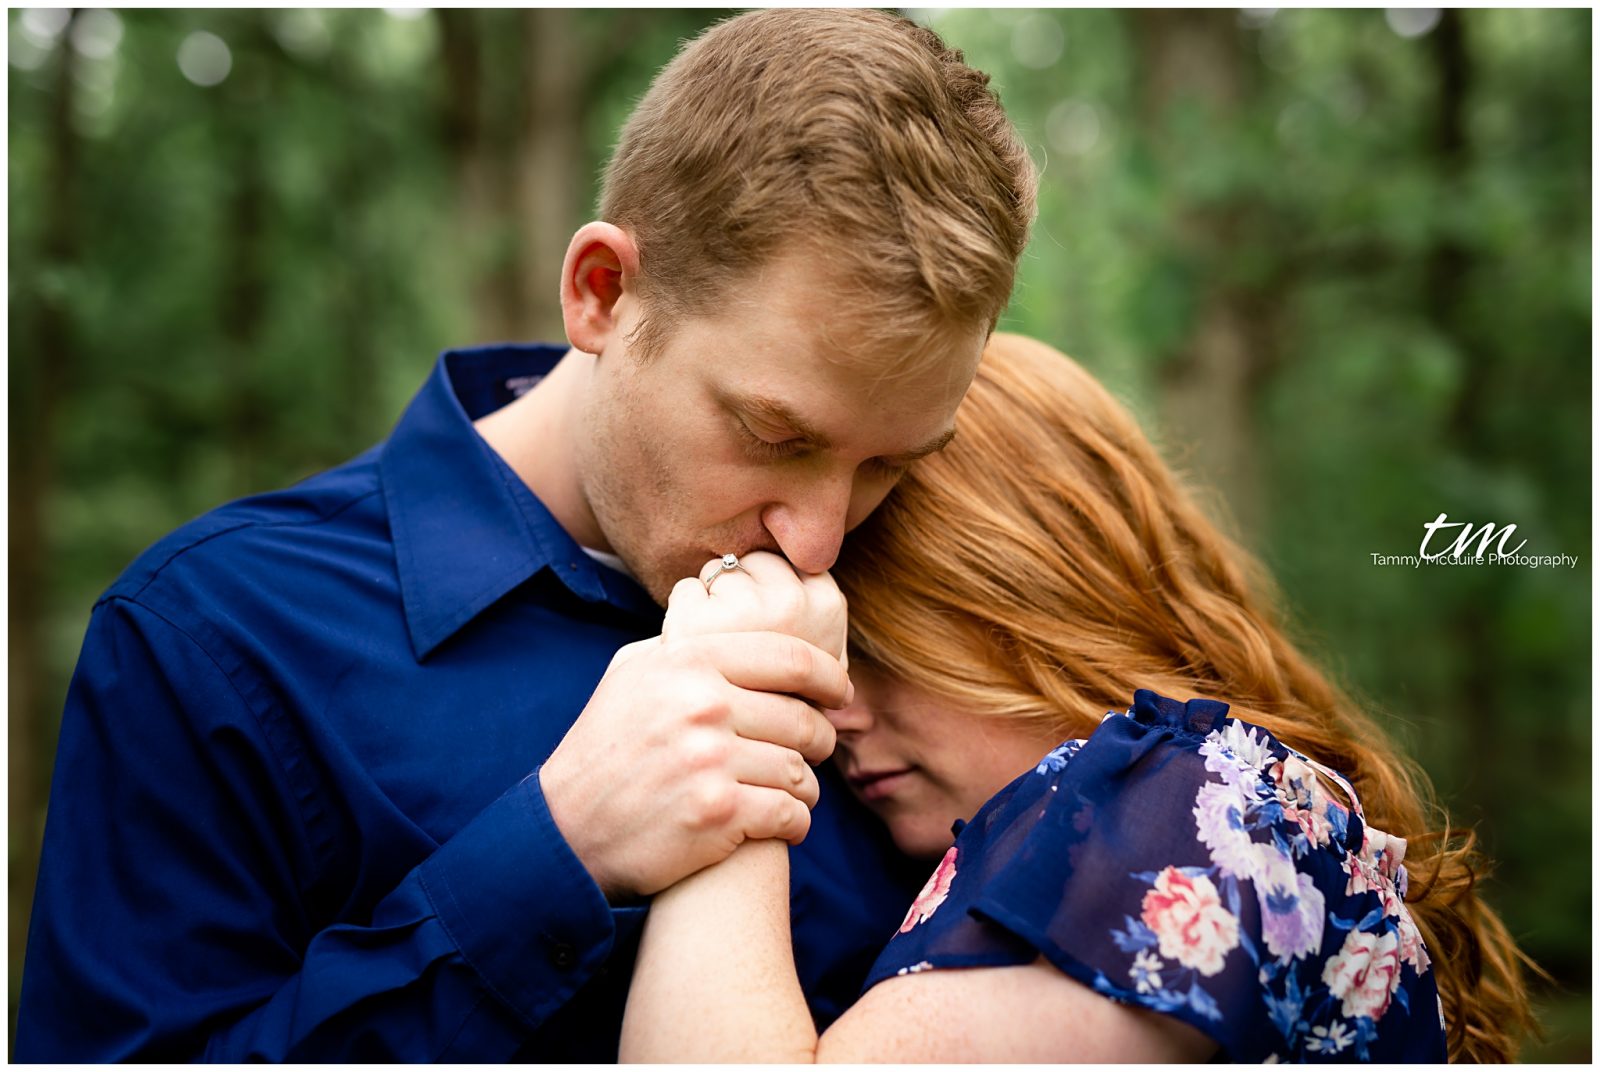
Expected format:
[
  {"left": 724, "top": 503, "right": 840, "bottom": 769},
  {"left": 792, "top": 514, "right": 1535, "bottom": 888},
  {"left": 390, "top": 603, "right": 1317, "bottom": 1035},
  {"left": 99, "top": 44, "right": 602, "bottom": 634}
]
[{"left": 579, "top": 383, "right": 690, "bottom": 607}]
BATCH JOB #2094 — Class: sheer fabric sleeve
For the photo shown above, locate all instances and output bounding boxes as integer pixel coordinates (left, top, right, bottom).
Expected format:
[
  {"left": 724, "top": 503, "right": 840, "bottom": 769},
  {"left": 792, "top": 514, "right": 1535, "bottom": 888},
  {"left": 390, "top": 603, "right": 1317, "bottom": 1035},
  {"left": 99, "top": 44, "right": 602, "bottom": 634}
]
[{"left": 863, "top": 690, "right": 1449, "bottom": 1063}]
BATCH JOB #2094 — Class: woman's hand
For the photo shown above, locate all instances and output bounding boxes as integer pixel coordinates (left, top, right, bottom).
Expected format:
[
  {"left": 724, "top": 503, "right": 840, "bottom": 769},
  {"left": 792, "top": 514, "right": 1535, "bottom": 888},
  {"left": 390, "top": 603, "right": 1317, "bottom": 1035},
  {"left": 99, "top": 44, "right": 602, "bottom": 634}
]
[
  {"left": 664, "top": 552, "right": 850, "bottom": 670},
  {"left": 618, "top": 553, "right": 843, "bottom": 1060}
]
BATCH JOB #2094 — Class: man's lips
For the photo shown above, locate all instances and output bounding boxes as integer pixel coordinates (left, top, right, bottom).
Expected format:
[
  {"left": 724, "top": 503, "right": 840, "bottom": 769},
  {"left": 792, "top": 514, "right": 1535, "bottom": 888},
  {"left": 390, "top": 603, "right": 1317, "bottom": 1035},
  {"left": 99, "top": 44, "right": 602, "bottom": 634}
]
[{"left": 847, "top": 767, "right": 914, "bottom": 802}]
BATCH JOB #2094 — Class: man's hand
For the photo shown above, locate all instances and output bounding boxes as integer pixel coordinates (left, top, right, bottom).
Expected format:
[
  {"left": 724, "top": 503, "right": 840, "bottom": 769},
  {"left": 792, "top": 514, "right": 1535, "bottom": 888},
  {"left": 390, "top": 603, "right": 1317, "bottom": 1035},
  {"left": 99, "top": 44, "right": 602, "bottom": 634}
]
[{"left": 539, "top": 630, "right": 846, "bottom": 901}]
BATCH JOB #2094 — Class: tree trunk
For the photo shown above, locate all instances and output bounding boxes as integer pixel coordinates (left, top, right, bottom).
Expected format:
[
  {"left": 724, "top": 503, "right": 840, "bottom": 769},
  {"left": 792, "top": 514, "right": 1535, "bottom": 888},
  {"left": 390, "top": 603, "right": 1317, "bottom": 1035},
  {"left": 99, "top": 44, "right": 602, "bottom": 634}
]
[
  {"left": 9, "top": 13, "right": 80, "bottom": 1036},
  {"left": 1130, "top": 10, "right": 1273, "bottom": 544},
  {"left": 1426, "top": 11, "right": 1504, "bottom": 856},
  {"left": 220, "top": 21, "right": 269, "bottom": 494},
  {"left": 439, "top": 10, "right": 506, "bottom": 343},
  {"left": 515, "top": 9, "right": 582, "bottom": 343},
  {"left": 440, "top": 10, "right": 584, "bottom": 345}
]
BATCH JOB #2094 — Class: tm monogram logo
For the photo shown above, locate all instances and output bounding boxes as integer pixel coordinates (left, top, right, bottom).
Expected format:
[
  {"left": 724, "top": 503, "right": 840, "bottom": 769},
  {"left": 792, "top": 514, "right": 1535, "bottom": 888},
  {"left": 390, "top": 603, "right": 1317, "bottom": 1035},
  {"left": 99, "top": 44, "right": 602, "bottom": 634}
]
[
  {"left": 1369, "top": 514, "right": 1579, "bottom": 570},
  {"left": 1418, "top": 513, "right": 1525, "bottom": 561}
]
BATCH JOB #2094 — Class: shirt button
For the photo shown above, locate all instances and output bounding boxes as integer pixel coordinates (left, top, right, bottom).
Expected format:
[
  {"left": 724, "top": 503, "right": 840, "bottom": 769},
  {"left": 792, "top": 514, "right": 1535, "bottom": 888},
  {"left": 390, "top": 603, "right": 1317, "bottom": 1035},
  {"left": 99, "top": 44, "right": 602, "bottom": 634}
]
[{"left": 550, "top": 942, "right": 577, "bottom": 970}]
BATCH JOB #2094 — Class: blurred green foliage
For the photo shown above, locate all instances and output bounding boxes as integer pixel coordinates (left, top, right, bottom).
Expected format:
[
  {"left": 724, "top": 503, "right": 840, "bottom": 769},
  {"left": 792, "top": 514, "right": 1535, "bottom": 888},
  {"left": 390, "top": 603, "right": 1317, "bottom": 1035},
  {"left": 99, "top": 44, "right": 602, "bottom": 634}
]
[{"left": 9, "top": 8, "right": 1590, "bottom": 1059}]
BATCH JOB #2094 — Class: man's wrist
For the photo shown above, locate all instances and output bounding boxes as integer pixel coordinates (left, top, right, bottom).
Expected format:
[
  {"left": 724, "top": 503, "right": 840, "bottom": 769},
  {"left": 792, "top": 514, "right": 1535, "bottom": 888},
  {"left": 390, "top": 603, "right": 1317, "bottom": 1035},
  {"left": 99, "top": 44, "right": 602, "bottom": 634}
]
[
  {"left": 419, "top": 772, "right": 616, "bottom": 1026},
  {"left": 535, "top": 761, "right": 632, "bottom": 904}
]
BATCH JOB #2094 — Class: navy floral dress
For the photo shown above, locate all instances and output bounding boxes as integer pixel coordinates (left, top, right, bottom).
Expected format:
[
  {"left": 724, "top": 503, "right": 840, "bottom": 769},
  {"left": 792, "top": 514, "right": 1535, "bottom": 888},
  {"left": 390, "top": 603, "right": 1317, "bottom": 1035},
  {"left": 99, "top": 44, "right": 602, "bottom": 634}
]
[{"left": 864, "top": 690, "right": 1449, "bottom": 1063}]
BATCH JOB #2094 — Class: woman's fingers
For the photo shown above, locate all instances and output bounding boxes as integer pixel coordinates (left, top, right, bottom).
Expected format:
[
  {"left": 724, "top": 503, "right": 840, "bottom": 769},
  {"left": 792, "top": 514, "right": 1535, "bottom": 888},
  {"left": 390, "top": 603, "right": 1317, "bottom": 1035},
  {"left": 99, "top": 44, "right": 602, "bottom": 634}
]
[
  {"left": 731, "top": 737, "right": 821, "bottom": 810},
  {"left": 796, "top": 568, "right": 849, "bottom": 666},
  {"left": 726, "top": 685, "right": 839, "bottom": 767},
  {"left": 704, "top": 632, "right": 851, "bottom": 714},
  {"left": 667, "top": 574, "right": 710, "bottom": 612},
  {"left": 733, "top": 784, "right": 814, "bottom": 845},
  {"left": 677, "top": 551, "right": 846, "bottom": 659},
  {"left": 720, "top": 550, "right": 797, "bottom": 585}
]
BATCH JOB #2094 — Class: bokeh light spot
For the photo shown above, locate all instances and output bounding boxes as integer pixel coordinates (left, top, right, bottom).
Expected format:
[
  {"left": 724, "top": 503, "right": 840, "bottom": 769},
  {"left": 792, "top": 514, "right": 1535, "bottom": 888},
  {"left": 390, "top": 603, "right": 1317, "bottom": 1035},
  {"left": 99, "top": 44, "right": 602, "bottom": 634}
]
[
  {"left": 1385, "top": 8, "right": 1442, "bottom": 38},
  {"left": 70, "top": 9, "right": 123, "bottom": 60},
  {"left": 1046, "top": 99, "right": 1101, "bottom": 157},
  {"left": 177, "top": 30, "right": 232, "bottom": 87},
  {"left": 1010, "top": 14, "right": 1064, "bottom": 70},
  {"left": 20, "top": 8, "right": 70, "bottom": 43}
]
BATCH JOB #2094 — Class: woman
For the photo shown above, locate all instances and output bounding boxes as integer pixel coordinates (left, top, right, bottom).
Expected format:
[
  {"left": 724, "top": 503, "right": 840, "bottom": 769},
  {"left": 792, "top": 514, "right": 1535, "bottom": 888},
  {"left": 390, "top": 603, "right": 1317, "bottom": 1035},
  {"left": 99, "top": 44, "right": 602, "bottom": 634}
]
[{"left": 620, "top": 333, "right": 1540, "bottom": 1062}]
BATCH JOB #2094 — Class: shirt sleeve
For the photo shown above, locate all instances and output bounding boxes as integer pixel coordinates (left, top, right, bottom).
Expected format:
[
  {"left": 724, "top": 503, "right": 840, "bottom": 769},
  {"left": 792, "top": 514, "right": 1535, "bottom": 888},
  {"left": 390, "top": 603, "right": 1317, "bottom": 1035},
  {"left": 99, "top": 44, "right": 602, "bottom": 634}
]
[
  {"left": 16, "top": 597, "right": 627, "bottom": 1062},
  {"left": 863, "top": 690, "right": 1449, "bottom": 1063}
]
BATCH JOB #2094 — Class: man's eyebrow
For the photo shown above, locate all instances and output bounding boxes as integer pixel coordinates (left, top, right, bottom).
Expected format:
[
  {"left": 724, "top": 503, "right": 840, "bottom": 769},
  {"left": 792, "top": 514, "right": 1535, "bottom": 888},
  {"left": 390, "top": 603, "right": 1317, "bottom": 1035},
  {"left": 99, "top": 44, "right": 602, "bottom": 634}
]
[
  {"left": 891, "top": 427, "right": 958, "bottom": 463},
  {"left": 739, "top": 395, "right": 833, "bottom": 448}
]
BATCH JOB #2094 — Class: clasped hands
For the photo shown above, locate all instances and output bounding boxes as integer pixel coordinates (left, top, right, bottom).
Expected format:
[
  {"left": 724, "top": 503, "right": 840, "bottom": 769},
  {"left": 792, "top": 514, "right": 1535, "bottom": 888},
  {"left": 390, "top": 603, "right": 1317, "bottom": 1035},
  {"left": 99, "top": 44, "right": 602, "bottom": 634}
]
[{"left": 540, "top": 552, "right": 849, "bottom": 901}]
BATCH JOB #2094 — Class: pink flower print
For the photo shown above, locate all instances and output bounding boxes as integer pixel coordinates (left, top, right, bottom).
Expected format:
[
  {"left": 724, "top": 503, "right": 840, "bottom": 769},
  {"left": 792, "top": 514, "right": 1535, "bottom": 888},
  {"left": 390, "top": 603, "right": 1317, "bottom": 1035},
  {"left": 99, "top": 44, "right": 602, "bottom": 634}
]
[
  {"left": 1376, "top": 874, "right": 1406, "bottom": 921},
  {"left": 1296, "top": 803, "right": 1335, "bottom": 850},
  {"left": 1342, "top": 831, "right": 1384, "bottom": 898},
  {"left": 899, "top": 846, "right": 958, "bottom": 933},
  {"left": 1321, "top": 928, "right": 1403, "bottom": 1022},
  {"left": 1344, "top": 823, "right": 1413, "bottom": 903},
  {"left": 1270, "top": 755, "right": 1317, "bottom": 810},
  {"left": 1368, "top": 826, "right": 1408, "bottom": 883},
  {"left": 1271, "top": 754, "right": 1337, "bottom": 849},
  {"left": 1139, "top": 867, "right": 1240, "bottom": 976},
  {"left": 1395, "top": 905, "right": 1432, "bottom": 975}
]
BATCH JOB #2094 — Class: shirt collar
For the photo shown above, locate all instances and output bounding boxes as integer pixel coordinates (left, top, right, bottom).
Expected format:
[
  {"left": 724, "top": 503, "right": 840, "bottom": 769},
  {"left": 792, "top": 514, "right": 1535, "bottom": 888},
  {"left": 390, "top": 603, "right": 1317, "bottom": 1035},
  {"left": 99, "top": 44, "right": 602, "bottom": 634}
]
[{"left": 379, "top": 344, "right": 660, "bottom": 660}]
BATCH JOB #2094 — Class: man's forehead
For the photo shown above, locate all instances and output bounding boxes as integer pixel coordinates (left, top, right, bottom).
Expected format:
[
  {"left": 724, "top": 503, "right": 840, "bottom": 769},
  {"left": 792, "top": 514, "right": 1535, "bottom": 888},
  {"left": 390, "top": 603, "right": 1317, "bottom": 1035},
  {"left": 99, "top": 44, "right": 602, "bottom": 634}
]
[
  {"left": 725, "top": 250, "right": 986, "bottom": 375},
  {"left": 722, "top": 314, "right": 983, "bottom": 402}
]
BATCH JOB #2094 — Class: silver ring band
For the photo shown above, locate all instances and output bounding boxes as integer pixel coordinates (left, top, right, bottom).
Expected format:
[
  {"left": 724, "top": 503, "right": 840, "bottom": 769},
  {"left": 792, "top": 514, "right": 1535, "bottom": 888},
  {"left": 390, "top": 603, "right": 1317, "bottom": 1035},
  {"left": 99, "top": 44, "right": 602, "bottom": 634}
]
[{"left": 702, "top": 553, "right": 749, "bottom": 592}]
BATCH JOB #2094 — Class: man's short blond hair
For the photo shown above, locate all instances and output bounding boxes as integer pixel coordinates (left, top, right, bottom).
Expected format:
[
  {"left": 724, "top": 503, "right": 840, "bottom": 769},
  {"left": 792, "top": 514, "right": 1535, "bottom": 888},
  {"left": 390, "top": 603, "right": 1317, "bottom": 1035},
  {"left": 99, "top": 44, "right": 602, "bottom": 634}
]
[{"left": 600, "top": 8, "right": 1037, "bottom": 361}]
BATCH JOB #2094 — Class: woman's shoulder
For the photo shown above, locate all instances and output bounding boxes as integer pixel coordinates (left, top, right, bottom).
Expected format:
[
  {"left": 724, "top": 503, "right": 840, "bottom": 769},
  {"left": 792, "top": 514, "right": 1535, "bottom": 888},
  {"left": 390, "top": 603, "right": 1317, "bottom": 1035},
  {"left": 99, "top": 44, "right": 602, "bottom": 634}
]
[
  {"left": 978, "top": 689, "right": 1368, "bottom": 860},
  {"left": 868, "top": 689, "right": 1448, "bottom": 1063}
]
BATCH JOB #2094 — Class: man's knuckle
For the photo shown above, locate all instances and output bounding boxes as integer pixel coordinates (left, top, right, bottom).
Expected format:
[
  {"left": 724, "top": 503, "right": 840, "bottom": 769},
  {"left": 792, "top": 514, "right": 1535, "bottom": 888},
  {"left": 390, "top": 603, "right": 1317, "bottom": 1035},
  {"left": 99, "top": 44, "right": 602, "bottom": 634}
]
[
  {"left": 679, "top": 731, "right": 729, "bottom": 771},
  {"left": 675, "top": 679, "right": 727, "bottom": 725},
  {"left": 662, "top": 635, "right": 710, "bottom": 667},
  {"left": 689, "top": 779, "right": 735, "bottom": 828}
]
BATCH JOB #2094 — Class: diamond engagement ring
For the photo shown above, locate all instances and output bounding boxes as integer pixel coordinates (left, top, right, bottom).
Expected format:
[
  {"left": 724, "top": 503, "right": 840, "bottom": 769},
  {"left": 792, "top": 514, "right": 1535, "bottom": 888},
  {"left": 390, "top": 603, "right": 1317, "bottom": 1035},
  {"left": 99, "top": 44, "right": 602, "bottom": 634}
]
[{"left": 702, "top": 553, "right": 749, "bottom": 593}]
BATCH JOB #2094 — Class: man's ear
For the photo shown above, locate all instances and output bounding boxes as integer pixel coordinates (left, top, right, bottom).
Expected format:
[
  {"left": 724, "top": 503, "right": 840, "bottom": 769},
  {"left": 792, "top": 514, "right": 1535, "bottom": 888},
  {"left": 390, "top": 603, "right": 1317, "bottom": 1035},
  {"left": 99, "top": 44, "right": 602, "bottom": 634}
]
[{"left": 561, "top": 222, "right": 642, "bottom": 356}]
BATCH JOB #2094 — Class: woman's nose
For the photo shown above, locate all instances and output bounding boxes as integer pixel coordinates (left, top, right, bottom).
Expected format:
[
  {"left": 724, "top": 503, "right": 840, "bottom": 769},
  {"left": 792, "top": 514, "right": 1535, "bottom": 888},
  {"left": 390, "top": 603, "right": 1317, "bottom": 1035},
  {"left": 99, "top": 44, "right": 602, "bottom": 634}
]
[{"left": 826, "top": 686, "right": 875, "bottom": 736}]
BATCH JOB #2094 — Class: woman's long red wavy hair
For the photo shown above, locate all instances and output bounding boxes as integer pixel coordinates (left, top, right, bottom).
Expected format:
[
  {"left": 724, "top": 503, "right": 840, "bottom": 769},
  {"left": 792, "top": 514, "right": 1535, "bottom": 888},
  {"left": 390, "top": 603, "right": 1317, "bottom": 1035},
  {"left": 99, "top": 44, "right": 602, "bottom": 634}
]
[{"left": 834, "top": 332, "right": 1543, "bottom": 1062}]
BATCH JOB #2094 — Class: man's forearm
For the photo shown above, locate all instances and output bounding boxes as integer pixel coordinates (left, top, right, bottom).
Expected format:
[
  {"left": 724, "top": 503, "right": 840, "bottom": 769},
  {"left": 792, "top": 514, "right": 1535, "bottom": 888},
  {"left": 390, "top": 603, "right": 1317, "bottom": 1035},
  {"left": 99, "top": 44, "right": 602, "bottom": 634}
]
[
  {"left": 620, "top": 839, "right": 820, "bottom": 1063},
  {"left": 15, "top": 600, "right": 619, "bottom": 1061}
]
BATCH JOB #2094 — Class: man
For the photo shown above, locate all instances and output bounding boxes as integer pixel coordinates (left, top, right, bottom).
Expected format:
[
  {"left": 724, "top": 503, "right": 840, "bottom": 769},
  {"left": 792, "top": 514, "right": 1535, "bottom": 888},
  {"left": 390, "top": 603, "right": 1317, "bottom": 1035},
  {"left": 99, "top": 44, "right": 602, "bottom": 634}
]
[{"left": 17, "top": 9, "right": 1035, "bottom": 1061}]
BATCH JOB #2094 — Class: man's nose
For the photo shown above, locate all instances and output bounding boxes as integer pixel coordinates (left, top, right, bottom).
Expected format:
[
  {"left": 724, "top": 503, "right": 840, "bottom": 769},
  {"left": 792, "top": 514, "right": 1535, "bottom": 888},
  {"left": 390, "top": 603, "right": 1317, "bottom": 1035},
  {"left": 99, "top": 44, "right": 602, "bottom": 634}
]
[{"left": 760, "top": 478, "right": 855, "bottom": 575}]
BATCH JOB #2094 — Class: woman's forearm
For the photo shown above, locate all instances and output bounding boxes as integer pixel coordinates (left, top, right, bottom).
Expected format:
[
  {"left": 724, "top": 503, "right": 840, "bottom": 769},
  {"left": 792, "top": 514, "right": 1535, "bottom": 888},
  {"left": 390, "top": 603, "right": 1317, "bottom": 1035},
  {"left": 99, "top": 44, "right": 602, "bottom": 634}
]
[{"left": 620, "top": 839, "right": 821, "bottom": 1063}]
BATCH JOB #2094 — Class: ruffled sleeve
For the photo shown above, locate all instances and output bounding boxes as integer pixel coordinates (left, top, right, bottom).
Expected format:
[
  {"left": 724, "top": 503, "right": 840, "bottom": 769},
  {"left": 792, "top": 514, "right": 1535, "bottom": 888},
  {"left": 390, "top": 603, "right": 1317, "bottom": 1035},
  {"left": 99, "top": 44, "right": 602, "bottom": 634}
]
[{"left": 863, "top": 690, "right": 1449, "bottom": 1063}]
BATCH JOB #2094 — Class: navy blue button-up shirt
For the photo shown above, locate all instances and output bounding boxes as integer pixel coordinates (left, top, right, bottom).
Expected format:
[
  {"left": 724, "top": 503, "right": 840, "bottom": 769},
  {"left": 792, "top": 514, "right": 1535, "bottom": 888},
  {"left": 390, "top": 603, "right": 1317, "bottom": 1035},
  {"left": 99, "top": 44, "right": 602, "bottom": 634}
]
[{"left": 17, "top": 344, "right": 924, "bottom": 1062}]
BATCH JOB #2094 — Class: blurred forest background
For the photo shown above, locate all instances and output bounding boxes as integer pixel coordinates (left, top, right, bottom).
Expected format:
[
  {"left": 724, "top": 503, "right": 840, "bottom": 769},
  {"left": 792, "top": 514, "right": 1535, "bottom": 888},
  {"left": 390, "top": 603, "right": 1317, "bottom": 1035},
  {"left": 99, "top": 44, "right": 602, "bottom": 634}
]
[{"left": 8, "top": 7, "right": 1591, "bottom": 1057}]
